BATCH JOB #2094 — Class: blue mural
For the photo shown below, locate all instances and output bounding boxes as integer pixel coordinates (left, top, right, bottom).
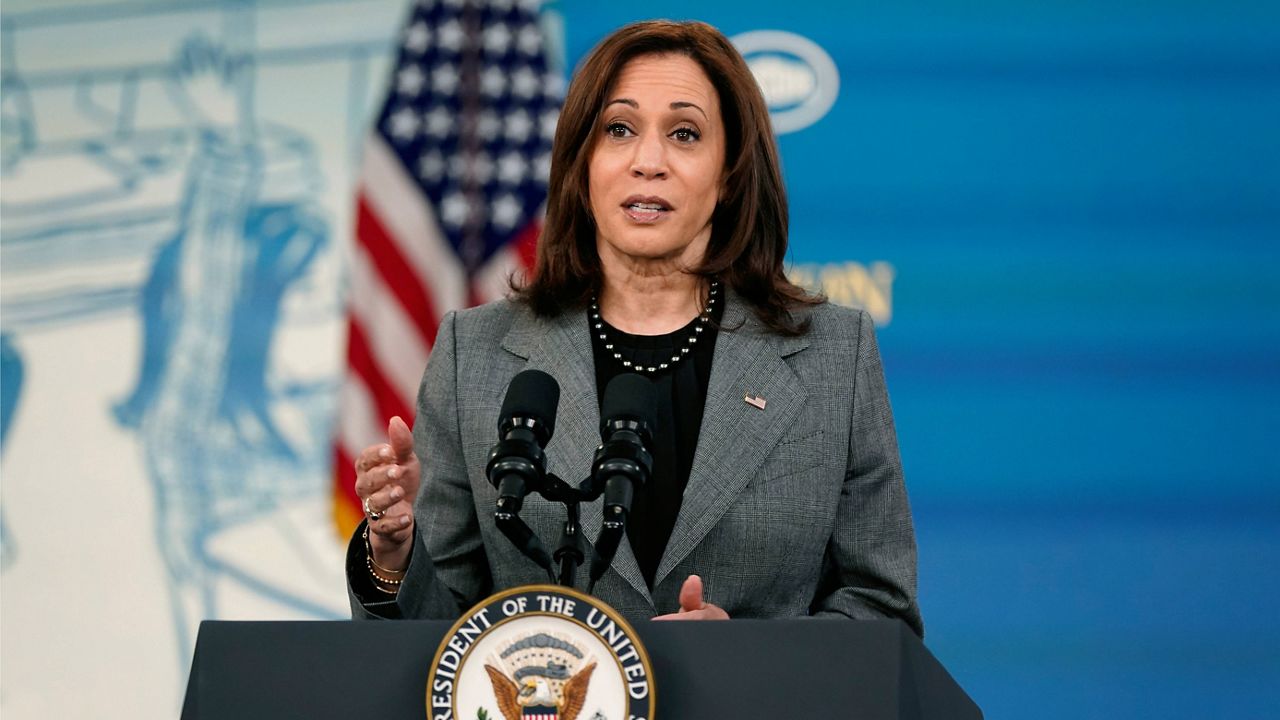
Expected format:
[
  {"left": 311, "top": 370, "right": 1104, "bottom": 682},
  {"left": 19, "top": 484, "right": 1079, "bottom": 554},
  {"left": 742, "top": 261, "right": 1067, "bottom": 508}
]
[
  {"left": 0, "top": 0, "right": 402, "bottom": 691},
  {"left": 116, "top": 36, "right": 338, "bottom": 662}
]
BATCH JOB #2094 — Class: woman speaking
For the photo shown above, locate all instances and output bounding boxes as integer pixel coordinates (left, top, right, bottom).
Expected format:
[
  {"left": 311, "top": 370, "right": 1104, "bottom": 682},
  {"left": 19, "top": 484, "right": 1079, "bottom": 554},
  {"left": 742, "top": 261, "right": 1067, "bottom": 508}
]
[{"left": 347, "top": 20, "right": 921, "bottom": 636}]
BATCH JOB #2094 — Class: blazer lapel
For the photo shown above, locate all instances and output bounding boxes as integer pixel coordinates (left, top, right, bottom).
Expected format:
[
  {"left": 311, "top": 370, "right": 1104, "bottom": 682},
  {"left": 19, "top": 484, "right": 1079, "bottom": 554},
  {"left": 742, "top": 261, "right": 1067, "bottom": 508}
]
[
  {"left": 654, "top": 291, "right": 810, "bottom": 587},
  {"left": 501, "top": 307, "right": 654, "bottom": 606}
]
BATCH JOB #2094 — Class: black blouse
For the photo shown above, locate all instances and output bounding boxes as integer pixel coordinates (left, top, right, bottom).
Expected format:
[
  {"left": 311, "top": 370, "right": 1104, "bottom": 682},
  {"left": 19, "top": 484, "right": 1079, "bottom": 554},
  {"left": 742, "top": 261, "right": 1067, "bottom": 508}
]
[{"left": 589, "top": 299, "right": 722, "bottom": 589}]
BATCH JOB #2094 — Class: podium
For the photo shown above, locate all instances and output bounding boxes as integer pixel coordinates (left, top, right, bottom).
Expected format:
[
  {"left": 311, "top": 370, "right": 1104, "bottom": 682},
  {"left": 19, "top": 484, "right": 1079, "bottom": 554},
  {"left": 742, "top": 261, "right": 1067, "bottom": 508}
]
[{"left": 182, "top": 619, "right": 980, "bottom": 719}]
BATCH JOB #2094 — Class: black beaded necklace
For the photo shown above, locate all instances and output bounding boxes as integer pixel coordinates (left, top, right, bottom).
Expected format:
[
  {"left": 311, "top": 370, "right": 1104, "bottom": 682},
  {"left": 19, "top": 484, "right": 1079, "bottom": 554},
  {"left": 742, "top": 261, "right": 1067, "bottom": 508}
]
[{"left": 589, "top": 281, "right": 720, "bottom": 375}]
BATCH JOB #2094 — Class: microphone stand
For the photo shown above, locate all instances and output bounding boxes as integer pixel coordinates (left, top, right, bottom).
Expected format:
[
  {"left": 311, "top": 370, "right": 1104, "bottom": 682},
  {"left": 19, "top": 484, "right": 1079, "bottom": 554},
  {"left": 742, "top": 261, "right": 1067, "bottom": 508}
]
[
  {"left": 554, "top": 500, "right": 584, "bottom": 588},
  {"left": 493, "top": 472, "right": 605, "bottom": 590}
]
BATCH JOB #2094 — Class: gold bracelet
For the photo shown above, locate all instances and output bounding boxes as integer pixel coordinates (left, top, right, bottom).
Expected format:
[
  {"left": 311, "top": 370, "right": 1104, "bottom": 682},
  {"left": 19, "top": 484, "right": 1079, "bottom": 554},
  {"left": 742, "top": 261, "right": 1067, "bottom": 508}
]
[
  {"left": 371, "top": 552, "right": 406, "bottom": 577},
  {"left": 366, "top": 553, "right": 402, "bottom": 584},
  {"left": 367, "top": 556, "right": 402, "bottom": 593},
  {"left": 363, "top": 526, "right": 403, "bottom": 594},
  {"left": 363, "top": 527, "right": 407, "bottom": 577},
  {"left": 371, "top": 576, "right": 399, "bottom": 595}
]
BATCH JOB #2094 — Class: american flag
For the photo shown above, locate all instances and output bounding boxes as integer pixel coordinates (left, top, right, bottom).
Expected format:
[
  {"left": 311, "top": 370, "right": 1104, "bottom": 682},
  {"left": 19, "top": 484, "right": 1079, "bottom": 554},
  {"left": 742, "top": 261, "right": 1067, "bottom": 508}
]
[{"left": 334, "top": 0, "right": 561, "bottom": 534}]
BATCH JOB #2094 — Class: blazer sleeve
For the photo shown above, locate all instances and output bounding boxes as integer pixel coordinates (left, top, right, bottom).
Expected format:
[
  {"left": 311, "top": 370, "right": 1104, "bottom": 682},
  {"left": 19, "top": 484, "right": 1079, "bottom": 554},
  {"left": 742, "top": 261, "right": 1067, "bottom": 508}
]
[
  {"left": 810, "top": 310, "right": 924, "bottom": 637},
  {"left": 348, "top": 310, "right": 492, "bottom": 620}
]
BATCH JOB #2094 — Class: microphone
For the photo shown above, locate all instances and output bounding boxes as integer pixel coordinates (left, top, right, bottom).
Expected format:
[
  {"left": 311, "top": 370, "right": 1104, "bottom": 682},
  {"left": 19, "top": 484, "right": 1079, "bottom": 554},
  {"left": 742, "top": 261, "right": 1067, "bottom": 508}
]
[
  {"left": 588, "top": 373, "right": 655, "bottom": 588},
  {"left": 486, "top": 369, "right": 560, "bottom": 513},
  {"left": 486, "top": 370, "right": 560, "bottom": 576}
]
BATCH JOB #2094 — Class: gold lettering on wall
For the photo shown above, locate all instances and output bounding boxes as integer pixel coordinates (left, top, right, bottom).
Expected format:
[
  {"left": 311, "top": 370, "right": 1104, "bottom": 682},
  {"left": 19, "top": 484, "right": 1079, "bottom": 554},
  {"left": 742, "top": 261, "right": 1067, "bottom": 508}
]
[{"left": 787, "top": 261, "right": 895, "bottom": 326}]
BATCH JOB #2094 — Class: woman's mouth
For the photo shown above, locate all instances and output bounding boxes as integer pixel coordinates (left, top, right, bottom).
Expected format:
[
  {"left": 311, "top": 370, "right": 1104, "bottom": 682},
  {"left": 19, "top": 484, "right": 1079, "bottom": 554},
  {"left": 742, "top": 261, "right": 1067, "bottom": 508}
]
[{"left": 621, "top": 197, "right": 672, "bottom": 223}]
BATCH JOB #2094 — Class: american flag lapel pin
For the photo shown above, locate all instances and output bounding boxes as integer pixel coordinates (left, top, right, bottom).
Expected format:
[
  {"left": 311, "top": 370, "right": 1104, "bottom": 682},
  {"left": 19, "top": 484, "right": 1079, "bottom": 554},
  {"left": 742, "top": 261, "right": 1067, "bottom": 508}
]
[{"left": 744, "top": 393, "right": 767, "bottom": 410}]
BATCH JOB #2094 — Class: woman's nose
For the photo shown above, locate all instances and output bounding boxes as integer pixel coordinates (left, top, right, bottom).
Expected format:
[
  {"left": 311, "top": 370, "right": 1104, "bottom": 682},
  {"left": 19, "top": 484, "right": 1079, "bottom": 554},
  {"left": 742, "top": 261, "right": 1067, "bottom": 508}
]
[{"left": 629, "top": 131, "right": 668, "bottom": 179}]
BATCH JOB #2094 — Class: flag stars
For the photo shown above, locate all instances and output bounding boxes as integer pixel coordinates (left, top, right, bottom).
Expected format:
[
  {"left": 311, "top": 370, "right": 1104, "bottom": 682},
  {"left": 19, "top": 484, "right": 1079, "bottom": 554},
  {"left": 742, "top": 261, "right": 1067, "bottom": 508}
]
[
  {"left": 480, "top": 66, "right": 507, "bottom": 98},
  {"left": 385, "top": 14, "right": 557, "bottom": 240},
  {"left": 417, "top": 149, "right": 446, "bottom": 181},
  {"left": 543, "top": 72, "right": 566, "bottom": 100},
  {"left": 504, "top": 109, "right": 533, "bottom": 143},
  {"left": 423, "top": 105, "right": 454, "bottom": 139},
  {"left": 432, "top": 62, "right": 460, "bottom": 95},
  {"left": 441, "top": 191, "right": 474, "bottom": 228},
  {"left": 484, "top": 23, "right": 512, "bottom": 55},
  {"left": 516, "top": 25, "right": 542, "bottom": 56},
  {"left": 511, "top": 66, "right": 540, "bottom": 99},
  {"left": 403, "top": 21, "right": 430, "bottom": 54},
  {"left": 387, "top": 107, "right": 421, "bottom": 142},
  {"left": 497, "top": 150, "right": 527, "bottom": 185},
  {"left": 448, "top": 154, "right": 468, "bottom": 180},
  {"left": 397, "top": 65, "right": 426, "bottom": 97},
  {"left": 476, "top": 110, "right": 502, "bottom": 141},
  {"left": 492, "top": 193, "right": 524, "bottom": 229},
  {"left": 437, "top": 19, "right": 465, "bottom": 53},
  {"left": 450, "top": 152, "right": 495, "bottom": 184}
]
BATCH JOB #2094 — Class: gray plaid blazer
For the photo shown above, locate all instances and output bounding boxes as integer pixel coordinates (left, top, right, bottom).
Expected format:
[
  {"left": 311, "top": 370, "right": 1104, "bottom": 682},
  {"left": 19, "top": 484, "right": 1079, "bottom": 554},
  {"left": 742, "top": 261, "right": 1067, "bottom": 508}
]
[{"left": 349, "top": 290, "right": 922, "bottom": 636}]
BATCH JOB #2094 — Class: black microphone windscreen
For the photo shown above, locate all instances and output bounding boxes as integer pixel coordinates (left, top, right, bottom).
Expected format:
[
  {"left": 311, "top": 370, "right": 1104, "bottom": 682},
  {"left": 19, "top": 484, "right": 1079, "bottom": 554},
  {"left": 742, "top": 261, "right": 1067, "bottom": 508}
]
[
  {"left": 500, "top": 369, "right": 561, "bottom": 437},
  {"left": 601, "top": 373, "right": 657, "bottom": 431}
]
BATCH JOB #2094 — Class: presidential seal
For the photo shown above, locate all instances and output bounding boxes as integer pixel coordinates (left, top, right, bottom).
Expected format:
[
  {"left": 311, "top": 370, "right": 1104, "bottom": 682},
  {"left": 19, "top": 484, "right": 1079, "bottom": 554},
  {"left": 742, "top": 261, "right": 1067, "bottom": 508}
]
[{"left": 426, "top": 585, "right": 655, "bottom": 720}]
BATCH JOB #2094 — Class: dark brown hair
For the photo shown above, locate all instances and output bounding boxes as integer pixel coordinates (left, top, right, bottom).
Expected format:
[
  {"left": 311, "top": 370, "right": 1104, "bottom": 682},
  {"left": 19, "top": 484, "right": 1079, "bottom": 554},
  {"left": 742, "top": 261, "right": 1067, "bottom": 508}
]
[{"left": 517, "top": 19, "right": 821, "bottom": 335}]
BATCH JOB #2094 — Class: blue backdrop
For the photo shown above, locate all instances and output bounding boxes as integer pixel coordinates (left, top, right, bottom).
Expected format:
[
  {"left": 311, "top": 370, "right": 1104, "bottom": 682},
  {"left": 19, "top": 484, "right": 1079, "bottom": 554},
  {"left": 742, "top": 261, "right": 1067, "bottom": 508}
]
[{"left": 553, "top": 1, "right": 1279, "bottom": 716}]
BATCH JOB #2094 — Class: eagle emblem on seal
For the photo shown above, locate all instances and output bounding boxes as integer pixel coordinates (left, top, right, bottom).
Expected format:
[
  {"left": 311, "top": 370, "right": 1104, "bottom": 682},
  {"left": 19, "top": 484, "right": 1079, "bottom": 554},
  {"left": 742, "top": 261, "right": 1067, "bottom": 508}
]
[{"left": 483, "top": 632, "right": 597, "bottom": 720}]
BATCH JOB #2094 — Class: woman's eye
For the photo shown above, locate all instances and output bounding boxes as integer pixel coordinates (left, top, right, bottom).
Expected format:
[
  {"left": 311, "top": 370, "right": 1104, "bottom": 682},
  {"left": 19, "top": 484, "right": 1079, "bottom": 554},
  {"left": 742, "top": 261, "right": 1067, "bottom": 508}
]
[
  {"left": 605, "top": 123, "right": 632, "bottom": 138},
  {"left": 672, "top": 127, "right": 701, "bottom": 143}
]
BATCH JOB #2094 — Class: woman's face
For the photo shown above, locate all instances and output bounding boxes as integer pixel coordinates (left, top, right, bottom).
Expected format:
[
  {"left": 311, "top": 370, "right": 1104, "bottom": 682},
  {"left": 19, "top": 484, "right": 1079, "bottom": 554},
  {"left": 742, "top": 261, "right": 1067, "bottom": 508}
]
[{"left": 588, "top": 53, "right": 726, "bottom": 272}]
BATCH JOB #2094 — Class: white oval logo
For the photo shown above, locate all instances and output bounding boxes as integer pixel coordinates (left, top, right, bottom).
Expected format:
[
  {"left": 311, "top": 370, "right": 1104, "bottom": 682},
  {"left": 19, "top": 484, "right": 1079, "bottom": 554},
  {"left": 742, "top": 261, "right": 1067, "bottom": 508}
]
[{"left": 732, "top": 30, "right": 840, "bottom": 135}]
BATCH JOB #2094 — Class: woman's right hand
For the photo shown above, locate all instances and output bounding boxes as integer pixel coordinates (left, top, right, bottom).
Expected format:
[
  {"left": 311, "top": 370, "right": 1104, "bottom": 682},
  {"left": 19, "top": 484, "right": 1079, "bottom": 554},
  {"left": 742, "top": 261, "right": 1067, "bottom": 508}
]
[{"left": 354, "top": 416, "right": 420, "bottom": 572}]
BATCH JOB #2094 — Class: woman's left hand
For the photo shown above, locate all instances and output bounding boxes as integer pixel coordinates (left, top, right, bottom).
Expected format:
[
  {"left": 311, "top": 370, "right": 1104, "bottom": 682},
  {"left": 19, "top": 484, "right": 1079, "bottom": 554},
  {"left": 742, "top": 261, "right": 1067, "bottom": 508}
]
[{"left": 652, "top": 574, "right": 730, "bottom": 620}]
